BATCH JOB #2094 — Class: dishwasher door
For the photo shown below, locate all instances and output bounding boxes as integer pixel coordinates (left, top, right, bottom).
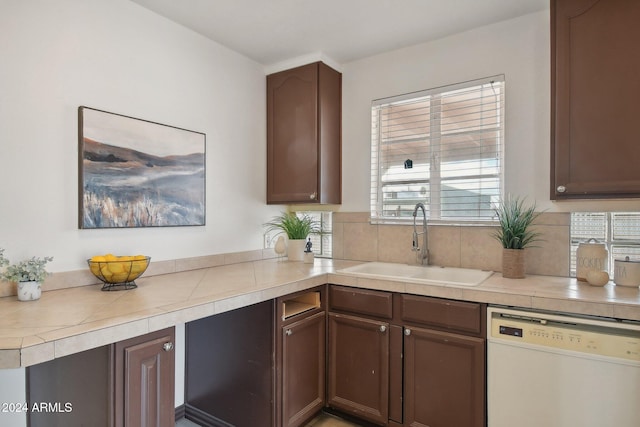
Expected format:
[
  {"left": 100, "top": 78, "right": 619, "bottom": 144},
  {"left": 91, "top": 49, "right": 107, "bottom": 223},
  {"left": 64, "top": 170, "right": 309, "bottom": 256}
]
[{"left": 487, "top": 306, "right": 640, "bottom": 427}]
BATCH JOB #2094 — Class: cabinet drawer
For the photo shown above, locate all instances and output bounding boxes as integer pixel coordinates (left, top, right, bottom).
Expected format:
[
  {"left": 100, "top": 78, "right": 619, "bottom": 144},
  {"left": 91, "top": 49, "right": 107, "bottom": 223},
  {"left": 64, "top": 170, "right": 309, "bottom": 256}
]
[
  {"left": 401, "top": 294, "right": 482, "bottom": 335},
  {"left": 329, "top": 285, "right": 393, "bottom": 319}
]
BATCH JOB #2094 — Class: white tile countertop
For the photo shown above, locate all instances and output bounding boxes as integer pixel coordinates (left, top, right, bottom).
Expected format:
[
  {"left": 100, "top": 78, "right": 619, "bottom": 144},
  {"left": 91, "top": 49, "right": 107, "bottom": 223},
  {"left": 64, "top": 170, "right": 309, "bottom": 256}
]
[{"left": 1, "top": 258, "right": 639, "bottom": 369}]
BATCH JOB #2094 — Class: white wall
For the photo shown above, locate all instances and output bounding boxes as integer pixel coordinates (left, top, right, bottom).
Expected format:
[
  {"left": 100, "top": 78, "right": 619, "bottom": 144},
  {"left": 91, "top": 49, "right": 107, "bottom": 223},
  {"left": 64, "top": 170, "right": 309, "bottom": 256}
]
[
  {"left": 0, "top": 368, "right": 26, "bottom": 426},
  {"left": 0, "top": 1, "right": 282, "bottom": 419},
  {"left": 4, "top": 4, "right": 636, "bottom": 271},
  {"left": 340, "top": 10, "right": 640, "bottom": 213},
  {"left": 0, "top": 0, "right": 280, "bottom": 273},
  {"left": 1, "top": 4, "right": 638, "bottom": 424}
]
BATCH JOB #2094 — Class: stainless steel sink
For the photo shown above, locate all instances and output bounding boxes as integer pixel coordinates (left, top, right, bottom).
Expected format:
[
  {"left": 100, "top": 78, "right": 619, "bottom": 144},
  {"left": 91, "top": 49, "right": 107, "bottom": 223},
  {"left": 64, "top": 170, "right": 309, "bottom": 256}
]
[{"left": 336, "top": 262, "right": 493, "bottom": 286}]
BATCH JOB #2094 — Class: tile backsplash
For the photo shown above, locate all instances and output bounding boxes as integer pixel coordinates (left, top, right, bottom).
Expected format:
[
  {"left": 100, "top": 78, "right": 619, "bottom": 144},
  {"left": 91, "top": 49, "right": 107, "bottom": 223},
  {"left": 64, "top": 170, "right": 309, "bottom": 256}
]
[
  {"left": 332, "top": 212, "right": 570, "bottom": 277},
  {"left": 0, "top": 212, "right": 570, "bottom": 298}
]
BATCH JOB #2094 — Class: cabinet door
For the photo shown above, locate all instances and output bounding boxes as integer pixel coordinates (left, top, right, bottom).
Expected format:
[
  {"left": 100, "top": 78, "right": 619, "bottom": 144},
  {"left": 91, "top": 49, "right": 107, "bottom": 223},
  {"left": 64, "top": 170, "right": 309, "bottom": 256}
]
[
  {"left": 328, "top": 313, "right": 389, "bottom": 425},
  {"left": 185, "top": 301, "right": 274, "bottom": 426},
  {"left": 404, "top": 326, "right": 485, "bottom": 427},
  {"left": 267, "top": 62, "right": 319, "bottom": 203},
  {"left": 282, "top": 311, "right": 326, "bottom": 427},
  {"left": 551, "top": 0, "right": 640, "bottom": 199},
  {"left": 114, "top": 328, "right": 175, "bottom": 427},
  {"left": 27, "top": 346, "right": 112, "bottom": 427}
]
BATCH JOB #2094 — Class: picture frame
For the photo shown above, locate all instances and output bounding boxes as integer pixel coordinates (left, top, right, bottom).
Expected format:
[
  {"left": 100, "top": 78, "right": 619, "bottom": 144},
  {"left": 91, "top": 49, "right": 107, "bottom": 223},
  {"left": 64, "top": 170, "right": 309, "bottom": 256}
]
[{"left": 78, "top": 106, "right": 206, "bottom": 229}]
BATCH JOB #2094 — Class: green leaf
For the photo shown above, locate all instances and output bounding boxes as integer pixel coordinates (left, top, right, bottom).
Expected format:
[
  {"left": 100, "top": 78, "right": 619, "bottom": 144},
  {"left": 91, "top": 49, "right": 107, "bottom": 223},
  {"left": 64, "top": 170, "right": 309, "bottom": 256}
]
[
  {"left": 263, "top": 212, "right": 320, "bottom": 240},
  {"left": 0, "top": 254, "right": 53, "bottom": 283},
  {"left": 492, "top": 195, "right": 543, "bottom": 249}
]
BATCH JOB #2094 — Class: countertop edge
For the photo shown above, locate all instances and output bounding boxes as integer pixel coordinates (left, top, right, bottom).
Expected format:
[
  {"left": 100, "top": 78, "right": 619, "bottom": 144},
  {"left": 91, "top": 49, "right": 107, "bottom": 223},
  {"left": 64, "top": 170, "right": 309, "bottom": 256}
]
[{"left": 1, "top": 260, "right": 639, "bottom": 369}]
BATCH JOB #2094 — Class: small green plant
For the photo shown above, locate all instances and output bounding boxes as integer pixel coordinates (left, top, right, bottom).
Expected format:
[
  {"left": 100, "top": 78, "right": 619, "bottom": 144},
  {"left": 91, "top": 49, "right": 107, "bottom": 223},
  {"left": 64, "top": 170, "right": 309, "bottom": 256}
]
[
  {"left": 492, "top": 195, "right": 543, "bottom": 249},
  {"left": 0, "top": 251, "right": 53, "bottom": 283},
  {"left": 264, "top": 212, "right": 320, "bottom": 240},
  {"left": 0, "top": 249, "right": 9, "bottom": 269}
]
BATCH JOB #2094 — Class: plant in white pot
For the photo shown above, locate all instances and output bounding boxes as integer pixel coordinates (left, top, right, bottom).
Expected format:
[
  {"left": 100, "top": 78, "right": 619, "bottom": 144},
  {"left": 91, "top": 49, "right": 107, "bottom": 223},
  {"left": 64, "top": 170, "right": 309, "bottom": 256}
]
[
  {"left": 264, "top": 212, "right": 320, "bottom": 261},
  {"left": 492, "top": 195, "right": 542, "bottom": 279},
  {"left": 0, "top": 249, "right": 53, "bottom": 301}
]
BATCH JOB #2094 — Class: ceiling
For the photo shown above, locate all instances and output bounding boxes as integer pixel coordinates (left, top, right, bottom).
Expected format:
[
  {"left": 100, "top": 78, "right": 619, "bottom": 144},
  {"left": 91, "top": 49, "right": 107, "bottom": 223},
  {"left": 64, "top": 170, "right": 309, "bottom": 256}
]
[{"left": 130, "top": 0, "right": 549, "bottom": 67}]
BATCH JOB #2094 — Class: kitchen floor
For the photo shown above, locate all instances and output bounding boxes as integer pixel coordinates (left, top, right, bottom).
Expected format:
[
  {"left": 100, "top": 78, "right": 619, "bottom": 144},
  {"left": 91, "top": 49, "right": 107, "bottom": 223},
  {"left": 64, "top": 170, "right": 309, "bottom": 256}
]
[
  {"left": 176, "top": 411, "right": 362, "bottom": 426},
  {"left": 305, "top": 412, "right": 362, "bottom": 426}
]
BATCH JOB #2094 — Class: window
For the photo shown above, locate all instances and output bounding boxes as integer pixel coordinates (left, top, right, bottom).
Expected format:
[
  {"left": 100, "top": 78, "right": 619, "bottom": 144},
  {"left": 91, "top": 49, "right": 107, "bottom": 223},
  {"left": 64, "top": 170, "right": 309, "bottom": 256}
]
[
  {"left": 301, "top": 211, "right": 332, "bottom": 258},
  {"left": 264, "top": 211, "right": 332, "bottom": 258},
  {"left": 570, "top": 212, "right": 640, "bottom": 276},
  {"left": 371, "top": 76, "right": 504, "bottom": 223}
]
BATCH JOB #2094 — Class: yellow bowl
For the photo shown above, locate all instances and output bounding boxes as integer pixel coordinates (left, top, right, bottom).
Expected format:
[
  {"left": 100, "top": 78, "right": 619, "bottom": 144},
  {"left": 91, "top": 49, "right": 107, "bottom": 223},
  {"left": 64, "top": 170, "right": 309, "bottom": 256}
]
[{"left": 87, "top": 256, "right": 150, "bottom": 291}]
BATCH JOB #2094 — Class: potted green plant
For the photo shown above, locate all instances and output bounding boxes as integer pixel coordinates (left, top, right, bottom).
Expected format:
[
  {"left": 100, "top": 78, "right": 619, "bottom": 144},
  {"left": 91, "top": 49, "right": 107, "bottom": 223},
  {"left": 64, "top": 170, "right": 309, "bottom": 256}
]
[
  {"left": 264, "top": 212, "right": 320, "bottom": 261},
  {"left": 492, "top": 195, "right": 542, "bottom": 278},
  {"left": 0, "top": 249, "right": 53, "bottom": 301}
]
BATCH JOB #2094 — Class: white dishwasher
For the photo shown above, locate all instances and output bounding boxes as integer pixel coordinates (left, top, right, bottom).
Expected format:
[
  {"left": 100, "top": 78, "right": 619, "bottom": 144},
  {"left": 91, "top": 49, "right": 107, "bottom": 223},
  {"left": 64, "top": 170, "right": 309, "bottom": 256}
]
[{"left": 487, "top": 306, "right": 640, "bottom": 427}]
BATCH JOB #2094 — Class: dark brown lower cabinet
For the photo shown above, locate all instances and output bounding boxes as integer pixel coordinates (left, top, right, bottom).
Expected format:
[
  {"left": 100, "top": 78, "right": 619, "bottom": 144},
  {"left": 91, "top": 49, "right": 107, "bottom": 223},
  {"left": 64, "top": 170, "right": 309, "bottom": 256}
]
[
  {"left": 281, "top": 311, "right": 326, "bottom": 427},
  {"left": 26, "top": 286, "right": 487, "bottom": 427},
  {"left": 26, "top": 327, "right": 176, "bottom": 427},
  {"left": 327, "top": 312, "right": 389, "bottom": 425},
  {"left": 185, "top": 301, "right": 275, "bottom": 427},
  {"left": 327, "top": 286, "right": 486, "bottom": 427},
  {"left": 27, "top": 345, "right": 113, "bottom": 427},
  {"left": 277, "top": 286, "right": 327, "bottom": 427},
  {"left": 114, "top": 328, "right": 176, "bottom": 427},
  {"left": 403, "top": 326, "right": 485, "bottom": 427}
]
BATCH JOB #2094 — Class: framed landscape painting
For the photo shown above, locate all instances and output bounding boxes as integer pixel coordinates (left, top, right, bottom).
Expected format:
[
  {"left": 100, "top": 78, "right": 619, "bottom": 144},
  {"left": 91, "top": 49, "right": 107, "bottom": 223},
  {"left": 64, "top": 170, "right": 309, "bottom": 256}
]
[{"left": 78, "top": 106, "right": 206, "bottom": 228}]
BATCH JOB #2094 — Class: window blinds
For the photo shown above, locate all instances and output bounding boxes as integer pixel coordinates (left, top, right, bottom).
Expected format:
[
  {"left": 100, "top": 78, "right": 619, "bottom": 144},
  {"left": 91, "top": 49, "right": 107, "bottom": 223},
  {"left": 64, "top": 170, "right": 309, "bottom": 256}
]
[{"left": 371, "top": 76, "right": 504, "bottom": 223}]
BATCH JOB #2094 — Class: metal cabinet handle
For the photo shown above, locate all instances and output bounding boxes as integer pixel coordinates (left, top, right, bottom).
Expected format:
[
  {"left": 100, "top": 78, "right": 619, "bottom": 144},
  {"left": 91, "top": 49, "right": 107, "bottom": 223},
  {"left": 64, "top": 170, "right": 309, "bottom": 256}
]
[
  {"left": 285, "top": 329, "right": 292, "bottom": 336},
  {"left": 556, "top": 185, "right": 566, "bottom": 193},
  {"left": 379, "top": 325, "right": 387, "bottom": 333},
  {"left": 163, "top": 342, "right": 174, "bottom": 352},
  {"left": 404, "top": 328, "right": 411, "bottom": 336}
]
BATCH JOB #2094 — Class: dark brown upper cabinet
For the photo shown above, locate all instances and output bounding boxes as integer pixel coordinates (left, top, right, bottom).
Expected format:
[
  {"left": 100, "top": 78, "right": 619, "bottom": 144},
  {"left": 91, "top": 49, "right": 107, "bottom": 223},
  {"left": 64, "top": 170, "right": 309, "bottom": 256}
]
[
  {"left": 267, "top": 62, "right": 342, "bottom": 204},
  {"left": 551, "top": 0, "right": 640, "bottom": 199}
]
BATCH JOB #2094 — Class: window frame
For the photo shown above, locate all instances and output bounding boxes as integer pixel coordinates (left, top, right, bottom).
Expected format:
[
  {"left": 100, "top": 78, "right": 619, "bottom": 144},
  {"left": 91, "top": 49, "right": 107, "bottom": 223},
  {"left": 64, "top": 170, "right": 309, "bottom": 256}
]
[
  {"left": 570, "top": 212, "right": 640, "bottom": 277},
  {"left": 370, "top": 75, "right": 505, "bottom": 225},
  {"left": 264, "top": 211, "right": 332, "bottom": 258}
]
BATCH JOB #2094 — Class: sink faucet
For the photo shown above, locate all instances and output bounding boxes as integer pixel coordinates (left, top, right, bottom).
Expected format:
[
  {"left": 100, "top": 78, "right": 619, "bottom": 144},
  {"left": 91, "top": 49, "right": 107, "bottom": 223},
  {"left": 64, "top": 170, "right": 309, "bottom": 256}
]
[{"left": 412, "top": 202, "right": 429, "bottom": 265}]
